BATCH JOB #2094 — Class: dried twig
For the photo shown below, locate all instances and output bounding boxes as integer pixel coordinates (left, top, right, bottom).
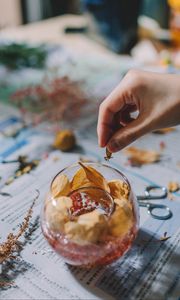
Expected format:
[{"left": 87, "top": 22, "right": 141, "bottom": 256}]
[{"left": 0, "top": 190, "right": 40, "bottom": 264}]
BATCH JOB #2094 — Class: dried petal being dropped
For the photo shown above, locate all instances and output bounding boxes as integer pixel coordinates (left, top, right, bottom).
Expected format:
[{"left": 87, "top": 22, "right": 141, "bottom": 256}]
[
  {"left": 104, "top": 148, "right": 112, "bottom": 161},
  {"left": 108, "top": 179, "right": 130, "bottom": 199},
  {"left": 168, "top": 181, "right": 180, "bottom": 192},
  {"left": 45, "top": 196, "right": 72, "bottom": 232},
  {"left": 71, "top": 162, "right": 110, "bottom": 192},
  {"left": 125, "top": 147, "right": 160, "bottom": 166},
  {"left": 108, "top": 201, "right": 133, "bottom": 237},
  {"left": 51, "top": 174, "right": 70, "bottom": 198}
]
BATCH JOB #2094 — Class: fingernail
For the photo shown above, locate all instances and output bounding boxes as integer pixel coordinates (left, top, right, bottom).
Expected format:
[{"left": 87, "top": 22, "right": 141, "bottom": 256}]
[
  {"left": 98, "top": 142, "right": 104, "bottom": 148},
  {"left": 99, "top": 137, "right": 108, "bottom": 148},
  {"left": 108, "top": 140, "right": 120, "bottom": 152}
]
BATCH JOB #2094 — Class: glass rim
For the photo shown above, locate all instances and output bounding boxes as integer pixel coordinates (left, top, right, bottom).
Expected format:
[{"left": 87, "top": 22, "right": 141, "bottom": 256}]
[{"left": 50, "top": 161, "right": 131, "bottom": 193}]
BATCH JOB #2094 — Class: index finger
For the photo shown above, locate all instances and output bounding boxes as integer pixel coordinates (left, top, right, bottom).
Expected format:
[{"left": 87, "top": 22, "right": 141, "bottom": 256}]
[{"left": 97, "top": 86, "right": 126, "bottom": 147}]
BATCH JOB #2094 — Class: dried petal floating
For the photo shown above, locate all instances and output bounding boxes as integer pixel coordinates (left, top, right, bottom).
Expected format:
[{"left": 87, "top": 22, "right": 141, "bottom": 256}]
[
  {"left": 45, "top": 196, "right": 72, "bottom": 232},
  {"left": 64, "top": 209, "right": 107, "bottom": 245},
  {"left": 108, "top": 180, "right": 130, "bottom": 199},
  {"left": 78, "top": 162, "right": 110, "bottom": 192},
  {"left": 108, "top": 199, "right": 133, "bottom": 237},
  {"left": 51, "top": 174, "right": 70, "bottom": 198}
]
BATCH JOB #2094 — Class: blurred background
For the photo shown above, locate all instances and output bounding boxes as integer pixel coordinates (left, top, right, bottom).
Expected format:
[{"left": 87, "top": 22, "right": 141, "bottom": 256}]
[
  {"left": 0, "top": 0, "right": 179, "bottom": 53},
  {"left": 0, "top": 0, "right": 179, "bottom": 132}
]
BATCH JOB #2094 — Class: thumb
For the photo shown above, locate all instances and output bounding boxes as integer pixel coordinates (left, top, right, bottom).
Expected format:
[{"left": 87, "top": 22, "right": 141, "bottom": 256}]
[{"left": 107, "top": 116, "right": 150, "bottom": 152}]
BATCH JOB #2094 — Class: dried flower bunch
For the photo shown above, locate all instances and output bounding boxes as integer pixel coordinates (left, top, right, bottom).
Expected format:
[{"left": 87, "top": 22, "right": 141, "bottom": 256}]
[
  {"left": 11, "top": 77, "right": 90, "bottom": 125},
  {"left": 125, "top": 146, "right": 161, "bottom": 167},
  {"left": 0, "top": 191, "right": 39, "bottom": 264},
  {"left": 45, "top": 163, "right": 133, "bottom": 245}
]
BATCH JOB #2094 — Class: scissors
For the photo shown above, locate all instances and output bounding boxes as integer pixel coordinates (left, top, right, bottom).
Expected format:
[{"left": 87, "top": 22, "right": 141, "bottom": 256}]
[{"left": 137, "top": 185, "right": 173, "bottom": 220}]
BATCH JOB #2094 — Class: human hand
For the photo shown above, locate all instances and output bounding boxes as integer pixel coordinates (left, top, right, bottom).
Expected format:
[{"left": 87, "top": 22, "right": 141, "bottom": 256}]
[{"left": 97, "top": 70, "right": 180, "bottom": 152}]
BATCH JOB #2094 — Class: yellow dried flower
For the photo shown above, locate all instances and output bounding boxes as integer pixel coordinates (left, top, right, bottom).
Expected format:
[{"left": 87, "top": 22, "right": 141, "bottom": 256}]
[{"left": 53, "top": 130, "right": 76, "bottom": 152}]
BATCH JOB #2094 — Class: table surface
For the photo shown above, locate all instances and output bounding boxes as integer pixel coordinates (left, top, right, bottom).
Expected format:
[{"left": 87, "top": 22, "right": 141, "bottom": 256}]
[
  {"left": 0, "top": 15, "right": 180, "bottom": 300},
  {"left": 1, "top": 14, "right": 120, "bottom": 59}
]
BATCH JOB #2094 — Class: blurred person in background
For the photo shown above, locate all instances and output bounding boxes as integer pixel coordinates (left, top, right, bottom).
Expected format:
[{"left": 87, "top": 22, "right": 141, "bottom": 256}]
[
  {"left": 83, "top": 0, "right": 170, "bottom": 53},
  {"left": 83, "top": 0, "right": 142, "bottom": 53}
]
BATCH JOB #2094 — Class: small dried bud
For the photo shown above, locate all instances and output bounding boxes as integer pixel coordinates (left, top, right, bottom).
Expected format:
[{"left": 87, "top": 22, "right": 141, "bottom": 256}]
[
  {"left": 53, "top": 130, "right": 76, "bottom": 152},
  {"left": 104, "top": 148, "right": 112, "bottom": 161}
]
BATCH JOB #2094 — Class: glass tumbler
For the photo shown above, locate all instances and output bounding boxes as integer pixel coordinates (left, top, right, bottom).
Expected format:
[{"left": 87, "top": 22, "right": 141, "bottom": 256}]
[{"left": 41, "top": 163, "right": 139, "bottom": 268}]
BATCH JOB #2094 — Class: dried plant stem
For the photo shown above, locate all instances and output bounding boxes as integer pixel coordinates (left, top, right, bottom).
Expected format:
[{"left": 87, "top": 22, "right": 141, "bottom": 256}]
[{"left": 0, "top": 190, "right": 40, "bottom": 264}]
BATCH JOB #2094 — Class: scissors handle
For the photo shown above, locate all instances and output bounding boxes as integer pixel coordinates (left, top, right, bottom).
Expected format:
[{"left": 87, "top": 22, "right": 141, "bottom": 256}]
[
  {"left": 137, "top": 185, "right": 168, "bottom": 200},
  {"left": 139, "top": 202, "right": 173, "bottom": 220}
]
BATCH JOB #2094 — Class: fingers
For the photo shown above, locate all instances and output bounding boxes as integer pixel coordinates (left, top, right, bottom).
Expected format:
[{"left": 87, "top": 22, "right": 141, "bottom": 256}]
[
  {"left": 97, "top": 101, "right": 138, "bottom": 147},
  {"left": 97, "top": 106, "right": 114, "bottom": 147},
  {"left": 97, "top": 70, "right": 142, "bottom": 148},
  {"left": 97, "top": 86, "right": 127, "bottom": 147},
  {"left": 107, "top": 116, "right": 149, "bottom": 152},
  {"left": 118, "top": 104, "right": 138, "bottom": 126}
]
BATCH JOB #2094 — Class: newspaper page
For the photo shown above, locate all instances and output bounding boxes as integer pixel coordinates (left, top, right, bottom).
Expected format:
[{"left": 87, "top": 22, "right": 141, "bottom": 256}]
[{"left": 0, "top": 104, "right": 180, "bottom": 300}]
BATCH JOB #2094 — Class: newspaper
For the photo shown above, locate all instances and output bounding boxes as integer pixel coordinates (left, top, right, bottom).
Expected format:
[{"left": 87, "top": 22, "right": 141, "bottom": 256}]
[{"left": 0, "top": 104, "right": 180, "bottom": 300}]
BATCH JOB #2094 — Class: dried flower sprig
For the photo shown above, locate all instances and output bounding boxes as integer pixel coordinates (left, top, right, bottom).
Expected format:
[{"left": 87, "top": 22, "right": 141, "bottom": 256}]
[
  {"left": 11, "top": 77, "right": 91, "bottom": 125},
  {"left": 0, "top": 190, "right": 40, "bottom": 264}
]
